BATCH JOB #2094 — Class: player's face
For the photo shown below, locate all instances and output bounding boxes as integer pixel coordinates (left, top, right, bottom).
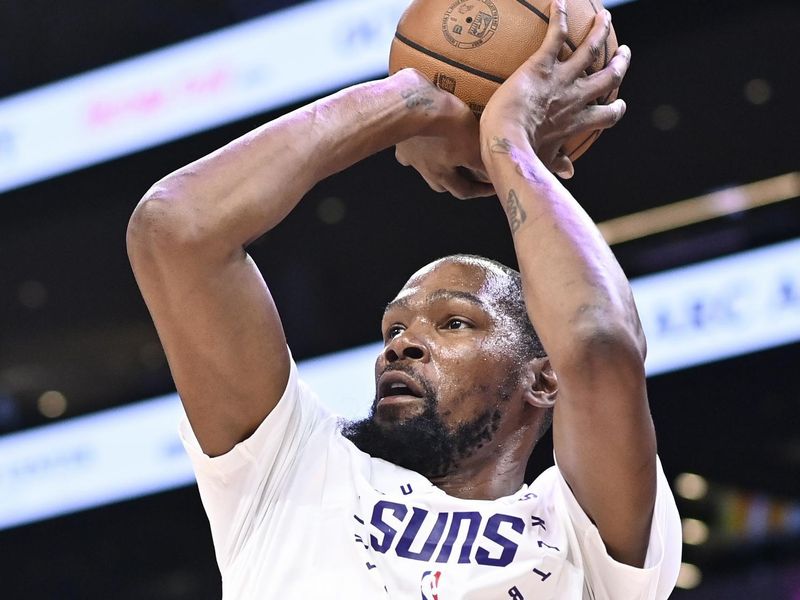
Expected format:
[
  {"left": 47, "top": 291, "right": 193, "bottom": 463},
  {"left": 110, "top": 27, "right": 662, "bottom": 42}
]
[
  {"left": 342, "top": 260, "right": 533, "bottom": 478},
  {"left": 374, "top": 260, "right": 525, "bottom": 429}
]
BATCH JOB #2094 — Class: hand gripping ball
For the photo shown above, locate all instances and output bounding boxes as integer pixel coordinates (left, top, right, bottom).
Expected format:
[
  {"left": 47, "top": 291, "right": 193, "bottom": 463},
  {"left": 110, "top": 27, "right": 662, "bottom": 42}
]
[{"left": 389, "top": 0, "right": 619, "bottom": 161}]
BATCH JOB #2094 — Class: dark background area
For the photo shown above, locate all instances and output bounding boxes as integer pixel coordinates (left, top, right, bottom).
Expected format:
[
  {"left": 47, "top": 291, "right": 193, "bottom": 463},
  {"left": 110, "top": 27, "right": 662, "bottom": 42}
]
[{"left": 0, "top": 0, "right": 798, "bottom": 597}]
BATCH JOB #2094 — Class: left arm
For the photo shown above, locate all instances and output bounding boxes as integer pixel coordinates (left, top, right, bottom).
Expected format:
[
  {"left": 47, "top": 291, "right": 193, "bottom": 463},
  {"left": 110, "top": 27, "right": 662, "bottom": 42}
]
[{"left": 481, "top": 3, "right": 655, "bottom": 567}]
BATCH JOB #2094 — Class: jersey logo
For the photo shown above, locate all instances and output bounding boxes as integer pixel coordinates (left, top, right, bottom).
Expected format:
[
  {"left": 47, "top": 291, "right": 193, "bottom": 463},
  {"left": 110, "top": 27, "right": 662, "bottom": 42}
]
[{"left": 420, "top": 570, "right": 442, "bottom": 600}]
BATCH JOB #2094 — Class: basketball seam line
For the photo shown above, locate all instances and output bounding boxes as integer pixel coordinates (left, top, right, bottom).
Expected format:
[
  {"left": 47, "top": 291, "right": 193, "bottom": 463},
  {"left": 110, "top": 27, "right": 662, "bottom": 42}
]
[
  {"left": 394, "top": 32, "right": 505, "bottom": 85},
  {"left": 512, "top": 0, "right": 578, "bottom": 52}
]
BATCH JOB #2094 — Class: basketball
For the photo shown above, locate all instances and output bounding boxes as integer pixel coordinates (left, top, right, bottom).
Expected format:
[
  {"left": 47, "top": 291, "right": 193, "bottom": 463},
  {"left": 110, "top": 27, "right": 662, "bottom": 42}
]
[{"left": 389, "top": 0, "right": 619, "bottom": 161}]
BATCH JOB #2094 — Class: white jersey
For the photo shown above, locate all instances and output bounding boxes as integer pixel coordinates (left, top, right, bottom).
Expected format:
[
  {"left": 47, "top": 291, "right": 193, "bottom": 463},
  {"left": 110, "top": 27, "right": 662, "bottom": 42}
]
[{"left": 180, "top": 356, "right": 682, "bottom": 599}]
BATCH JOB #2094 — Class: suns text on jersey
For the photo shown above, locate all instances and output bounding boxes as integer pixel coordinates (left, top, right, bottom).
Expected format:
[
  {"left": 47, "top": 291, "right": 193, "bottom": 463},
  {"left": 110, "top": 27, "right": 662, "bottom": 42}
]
[{"left": 368, "top": 500, "right": 532, "bottom": 567}]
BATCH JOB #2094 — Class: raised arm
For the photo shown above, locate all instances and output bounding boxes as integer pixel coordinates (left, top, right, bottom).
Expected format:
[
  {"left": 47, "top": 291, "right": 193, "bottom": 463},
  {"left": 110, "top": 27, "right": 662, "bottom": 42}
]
[
  {"left": 127, "top": 69, "right": 490, "bottom": 457},
  {"left": 480, "top": 4, "right": 654, "bottom": 566}
]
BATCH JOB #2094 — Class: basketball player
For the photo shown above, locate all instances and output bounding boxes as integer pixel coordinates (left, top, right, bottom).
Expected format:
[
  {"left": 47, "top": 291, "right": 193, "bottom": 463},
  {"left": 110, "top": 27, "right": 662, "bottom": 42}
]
[{"left": 127, "top": 2, "right": 681, "bottom": 598}]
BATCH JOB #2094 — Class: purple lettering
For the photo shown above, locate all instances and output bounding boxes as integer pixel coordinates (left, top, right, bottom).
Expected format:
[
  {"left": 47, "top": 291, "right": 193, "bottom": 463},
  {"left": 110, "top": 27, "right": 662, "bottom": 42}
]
[
  {"left": 476, "top": 514, "right": 524, "bottom": 567},
  {"left": 396, "top": 509, "right": 448, "bottom": 561},
  {"left": 370, "top": 500, "right": 407, "bottom": 553},
  {"left": 435, "top": 511, "right": 482, "bottom": 564}
]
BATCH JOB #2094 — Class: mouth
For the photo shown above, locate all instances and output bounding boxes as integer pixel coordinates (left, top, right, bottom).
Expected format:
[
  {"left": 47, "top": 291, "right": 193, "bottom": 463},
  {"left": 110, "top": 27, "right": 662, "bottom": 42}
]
[{"left": 377, "top": 371, "right": 426, "bottom": 405}]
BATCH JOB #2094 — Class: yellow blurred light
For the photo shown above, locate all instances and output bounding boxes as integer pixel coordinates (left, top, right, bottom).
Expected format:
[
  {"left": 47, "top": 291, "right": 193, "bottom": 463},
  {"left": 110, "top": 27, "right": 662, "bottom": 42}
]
[
  {"left": 676, "top": 563, "right": 703, "bottom": 590},
  {"left": 37, "top": 390, "right": 68, "bottom": 419},
  {"left": 675, "top": 472, "right": 709, "bottom": 501},
  {"left": 682, "top": 518, "right": 710, "bottom": 545},
  {"left": 598, "top": 172, "right": 800, "bottom": 245}
]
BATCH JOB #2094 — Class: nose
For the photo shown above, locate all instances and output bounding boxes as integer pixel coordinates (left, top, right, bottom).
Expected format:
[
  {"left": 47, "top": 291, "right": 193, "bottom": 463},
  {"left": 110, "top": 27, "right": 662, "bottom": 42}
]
[{"left": 383, "top": 331, "right": 429, "bottom": 364}]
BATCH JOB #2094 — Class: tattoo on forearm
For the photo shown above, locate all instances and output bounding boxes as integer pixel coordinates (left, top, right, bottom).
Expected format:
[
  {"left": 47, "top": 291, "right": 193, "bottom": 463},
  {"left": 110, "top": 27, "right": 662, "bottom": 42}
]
[
  {"left": 489, "top": 137, "right": 544, "bottom": 183},
  {"left": 515, "top": 159, "right": 544, "bottom": 183},
  {"left": 401, "top": 88, "right": 434, "bottom": 110},
  {"left": 489, "top": 136, "right": 513, "bottom": 154},
  {"left": 505, "top": 189, "right": 527, "bottom": 234}
]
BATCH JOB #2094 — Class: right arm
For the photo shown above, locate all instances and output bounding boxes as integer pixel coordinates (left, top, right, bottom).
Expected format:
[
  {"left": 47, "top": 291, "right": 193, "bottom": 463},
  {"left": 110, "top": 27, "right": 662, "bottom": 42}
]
[{"left": 127, "top": 69, "right": 489, "bottom": 457}]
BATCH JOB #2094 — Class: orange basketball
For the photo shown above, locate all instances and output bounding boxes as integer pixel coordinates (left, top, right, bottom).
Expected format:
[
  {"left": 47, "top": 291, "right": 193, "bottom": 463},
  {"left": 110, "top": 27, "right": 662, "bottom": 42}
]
[{"left": 389, "top": 0, "right": 619, "bottom": 161}]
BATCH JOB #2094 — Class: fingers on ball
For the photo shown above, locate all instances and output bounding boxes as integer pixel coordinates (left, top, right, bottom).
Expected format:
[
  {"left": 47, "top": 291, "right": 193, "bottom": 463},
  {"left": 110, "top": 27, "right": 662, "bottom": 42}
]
[
  {"left": 564, "top": 99, "right": 625, "bottom": 138},
  {"left": 591, "top": 99, "right": 627, "bottom": 130},
  {"left": 581, "top": 49, "right": 630, "bottom": 101},
  {"left": 541, "top": 0, "right": 569, "bottom": 60},
  {"left": 568, "top": 10, "right": 612, "bottom": 76},
  {"left": 604, "top": 45, "right": 632, "bottom": 86},
  {"left": 553, "top": 154, "right": 575, "bottom": 179}
]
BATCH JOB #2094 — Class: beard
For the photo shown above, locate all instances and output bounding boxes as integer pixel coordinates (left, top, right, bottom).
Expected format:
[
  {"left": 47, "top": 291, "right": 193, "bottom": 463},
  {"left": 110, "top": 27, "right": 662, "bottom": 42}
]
[{"left": 341, "top": 365, "right": 504, "bottom": 480}]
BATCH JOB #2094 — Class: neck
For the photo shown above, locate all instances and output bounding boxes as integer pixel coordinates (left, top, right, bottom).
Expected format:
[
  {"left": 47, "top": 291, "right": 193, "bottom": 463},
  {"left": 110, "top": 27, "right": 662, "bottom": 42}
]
[{"left": 430, "top": 429, "right": 536, "bottom": 500}]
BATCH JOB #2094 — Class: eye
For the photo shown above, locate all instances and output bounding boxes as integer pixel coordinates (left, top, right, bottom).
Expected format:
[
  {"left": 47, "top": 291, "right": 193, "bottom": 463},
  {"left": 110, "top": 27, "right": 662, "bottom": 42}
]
[
  {"left": 445, "top": 318, "right": 471, "bottom": 330},
  {"left": 386, "top": 324, "right": 405, "bottom": 340}
]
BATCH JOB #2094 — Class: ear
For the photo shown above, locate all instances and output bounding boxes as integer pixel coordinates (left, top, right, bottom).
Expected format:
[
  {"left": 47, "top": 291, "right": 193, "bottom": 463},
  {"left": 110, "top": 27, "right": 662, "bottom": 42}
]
[{"left": 521, "top": 357, "right": 558, "bottom": 409}]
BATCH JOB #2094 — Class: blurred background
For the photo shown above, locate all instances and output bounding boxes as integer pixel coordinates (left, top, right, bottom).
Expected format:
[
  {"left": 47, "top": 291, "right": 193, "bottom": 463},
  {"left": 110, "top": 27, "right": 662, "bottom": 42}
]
[{"left": 0, "top": 0, "right": 798, "bottom": 597}]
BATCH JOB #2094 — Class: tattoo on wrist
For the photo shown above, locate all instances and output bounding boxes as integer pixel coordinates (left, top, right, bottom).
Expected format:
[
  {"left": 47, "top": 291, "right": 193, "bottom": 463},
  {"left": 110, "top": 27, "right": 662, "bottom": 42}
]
[
  {"left": 515, "top": 159, "right": 544, "bottom": 183},
  {"left": 505, "top": 189, "right": 527, "bottom": 234},
  {"left": 489, "top": 137, "right": 544, "bottom": 182},
  {"left": 401, "top": 88, "right": 434, "bottom": 110},
  {"left": 489, "top": 136, "right": 514, "bottom": 154}
]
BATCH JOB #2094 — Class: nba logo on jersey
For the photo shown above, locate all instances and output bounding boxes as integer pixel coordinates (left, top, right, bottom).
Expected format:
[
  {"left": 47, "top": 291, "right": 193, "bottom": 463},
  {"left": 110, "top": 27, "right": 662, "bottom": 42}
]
[{"left": 420, "top": 570, "right": 442, "bottom": 600}]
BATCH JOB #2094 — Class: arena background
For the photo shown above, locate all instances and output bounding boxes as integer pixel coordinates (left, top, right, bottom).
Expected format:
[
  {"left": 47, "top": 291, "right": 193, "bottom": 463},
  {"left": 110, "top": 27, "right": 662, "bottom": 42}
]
[{"left": 1, "top": 0, "right": 798, "bottom": 597}]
